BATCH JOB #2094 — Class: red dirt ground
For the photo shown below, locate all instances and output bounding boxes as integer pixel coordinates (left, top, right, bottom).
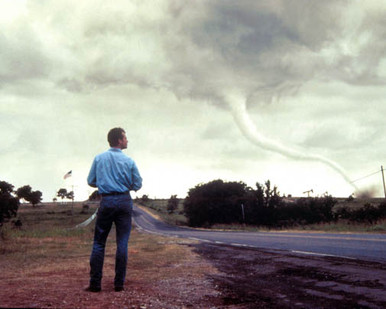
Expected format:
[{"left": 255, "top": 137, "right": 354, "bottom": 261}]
[{"left": 1, "top": 230, "right": 385, "bottom": 308}]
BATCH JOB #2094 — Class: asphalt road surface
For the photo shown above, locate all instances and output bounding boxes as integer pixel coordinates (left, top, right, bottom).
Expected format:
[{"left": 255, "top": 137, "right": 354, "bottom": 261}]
[{"left": 133, "top": 205, "right": 386, "bottom": 262}]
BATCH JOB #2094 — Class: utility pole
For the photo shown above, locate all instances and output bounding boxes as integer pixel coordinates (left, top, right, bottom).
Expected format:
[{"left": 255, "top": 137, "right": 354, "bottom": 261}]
[{"left": 381, "top": 166, "right": 386, "bottom": 199}]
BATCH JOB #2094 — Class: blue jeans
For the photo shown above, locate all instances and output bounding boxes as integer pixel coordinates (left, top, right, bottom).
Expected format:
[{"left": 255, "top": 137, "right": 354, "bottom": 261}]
[{"left": 89, "top": 194, "right": 133, "bottom": 288}]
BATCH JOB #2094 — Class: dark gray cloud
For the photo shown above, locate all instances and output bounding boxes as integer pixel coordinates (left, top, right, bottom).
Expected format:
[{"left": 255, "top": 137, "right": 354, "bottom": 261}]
[
  {"left": 1, "top": 0, "right": 386, "bottom": 199},
  {"left": 0, "top": 29, "right": 51, "bottom": 83}
]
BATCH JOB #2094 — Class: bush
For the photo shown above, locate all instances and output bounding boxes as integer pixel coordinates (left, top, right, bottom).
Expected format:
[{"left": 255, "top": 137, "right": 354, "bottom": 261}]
[
  {"left": 184, "top": 180, "right": 248, "bottom": 227},
  {"left": 167, "top": 195, "right": 179, "bottom": 214},
  {"left": 276, "top": 196, "right": 336, "bottom": 226},
  {"left": 378, "top": 201, "right": 386, "bottom": 218},
  {"left": 337, "top": 202, "right": 386, "bottom": 224},
  {"left": 140, "top": 195, "right": 150, "bottom": 205}
]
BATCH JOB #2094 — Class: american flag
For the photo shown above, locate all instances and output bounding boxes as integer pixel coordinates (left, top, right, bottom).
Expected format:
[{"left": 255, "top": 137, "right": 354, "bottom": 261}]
[{"left": 63, "top": 170, "right": 72, "bottom": 179}]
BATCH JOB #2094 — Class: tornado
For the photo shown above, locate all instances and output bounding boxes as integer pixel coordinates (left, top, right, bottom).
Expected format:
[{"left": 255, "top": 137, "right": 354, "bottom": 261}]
[{"left": 226, "top": 92, "right": 358, "bottom": 191}]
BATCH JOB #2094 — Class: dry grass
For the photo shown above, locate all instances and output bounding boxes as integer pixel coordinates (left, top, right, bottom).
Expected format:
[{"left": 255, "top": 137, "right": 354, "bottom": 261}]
[{"left": 0, "top": 203, "right": 219, "bottom": 308}]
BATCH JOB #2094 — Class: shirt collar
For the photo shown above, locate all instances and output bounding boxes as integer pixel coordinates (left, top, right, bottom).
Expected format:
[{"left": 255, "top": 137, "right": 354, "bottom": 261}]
[{"left": 109, "top": 147, "right": 122, "bottom": 152}]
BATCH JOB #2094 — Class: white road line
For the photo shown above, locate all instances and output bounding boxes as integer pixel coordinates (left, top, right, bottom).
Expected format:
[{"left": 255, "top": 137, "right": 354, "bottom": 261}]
[
  {"left": 231, "top": 243, "right": 245, "bottom": 247},
  {"left": 291, "top": 250, "right": 356, "bottom": 260},
  {"left": 255, "top": 233, "right": 386, "bottom": 242},
  {"left": 189, "top": 237, "right": 210, "bottom": 242}
]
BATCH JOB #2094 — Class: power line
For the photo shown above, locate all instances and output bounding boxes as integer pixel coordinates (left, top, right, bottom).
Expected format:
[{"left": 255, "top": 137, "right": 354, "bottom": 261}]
[{"left": 350, "top": 169, "right": 382, "bottom": 184}]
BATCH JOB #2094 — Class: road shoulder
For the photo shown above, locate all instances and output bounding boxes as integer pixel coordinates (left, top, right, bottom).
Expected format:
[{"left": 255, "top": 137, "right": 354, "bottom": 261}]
[{"left": 192, "top": 243, "right": 386, "bottom": 308}]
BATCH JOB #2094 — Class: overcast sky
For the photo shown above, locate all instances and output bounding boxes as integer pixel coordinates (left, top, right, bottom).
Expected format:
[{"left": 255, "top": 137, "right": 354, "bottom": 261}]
[{"left": 1, "top": 0, "right": 386, "bottom": 201}]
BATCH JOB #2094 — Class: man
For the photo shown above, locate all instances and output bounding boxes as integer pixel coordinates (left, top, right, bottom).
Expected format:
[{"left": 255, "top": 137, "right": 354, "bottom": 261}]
[{"left": 86, "top": 127, "right": 142, "bottom": 292}]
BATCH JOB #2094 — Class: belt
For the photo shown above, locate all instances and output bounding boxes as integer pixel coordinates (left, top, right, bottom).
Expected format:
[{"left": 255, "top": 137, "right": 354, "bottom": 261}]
[{"left": 101, "top": 191, "right": 129, "bottom": 196}]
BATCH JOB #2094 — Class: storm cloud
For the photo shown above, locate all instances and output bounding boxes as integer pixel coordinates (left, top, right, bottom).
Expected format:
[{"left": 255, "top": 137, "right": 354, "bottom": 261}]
[{"left": 1, "top": 0, "right": 386, "bottom": 199}]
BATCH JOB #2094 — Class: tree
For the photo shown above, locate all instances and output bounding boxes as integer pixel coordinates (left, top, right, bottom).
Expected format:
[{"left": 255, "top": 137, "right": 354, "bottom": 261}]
[
  {"left": 66, "top": 191, "right": 74, "bottom": 201},
  {"left": 16, "top": 185, "right": 42, "bottom": 207},
  {"left": 243, "top": 180, "right": 284, "bottom": 226},
  {"left": 0, "top": 181, "right": 19, "bottom": 226},
  {"left": 184, "top": 180, "right": 248, "bottom": 227},
  {"left": 16, "top": 185, "right": 32, "bottom": 202},
  {"left": 0, "top": 181, "right": 14, "bottom": 195},
  {"left": 140, "top": 194, "right": 150, "bottom": 205},
  {"left": 167, "top": 195, "right": 179, "bottom": 214},
  {"left": 57, "top": 188, "right": 68, "bottom": 201},
  {"left": 28, "top": 191, "right": 42, "bottom": 207}
]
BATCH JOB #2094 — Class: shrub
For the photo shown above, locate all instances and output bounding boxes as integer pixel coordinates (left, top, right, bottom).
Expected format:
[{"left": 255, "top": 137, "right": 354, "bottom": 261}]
[
  {"left": 349, "top": 203, "right": 384, "bottom": 224},
  {"left": 263, "top": 196, "right": 335, "bottom": 227},
  {"left": 184, "top": 180, "right": 248, "bottom": 227},
  {"left": 167, "top": 195, "right": 179, "bottom": 214},
  {"left": 334, "top": 201, "right": 386, "bottom": 224}
]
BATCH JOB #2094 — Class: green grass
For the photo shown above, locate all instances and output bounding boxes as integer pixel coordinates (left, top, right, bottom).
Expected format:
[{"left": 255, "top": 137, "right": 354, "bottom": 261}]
[
  {"left": 297, "top": 220, "right": 386, "bottom": 233},
  {"left": 0, "top": 203, "right": 97, "bottom": 259},
  {"left": 137, "top": 198, "right": 187, "bottom": 226}
]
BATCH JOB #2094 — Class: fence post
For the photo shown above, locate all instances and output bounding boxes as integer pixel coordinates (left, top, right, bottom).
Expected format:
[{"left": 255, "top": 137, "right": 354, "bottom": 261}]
[
  {"left": 241, "top": 203, "right": 245, "bottom": 224},
  {"left": 381, "top": 166, "right": 386, "bottom": 199}
]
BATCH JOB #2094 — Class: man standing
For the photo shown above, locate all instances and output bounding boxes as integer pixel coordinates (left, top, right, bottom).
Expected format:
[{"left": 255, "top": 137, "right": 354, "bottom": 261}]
[{"left": 86, "top": 127, "right": 142, "bottom": 292}]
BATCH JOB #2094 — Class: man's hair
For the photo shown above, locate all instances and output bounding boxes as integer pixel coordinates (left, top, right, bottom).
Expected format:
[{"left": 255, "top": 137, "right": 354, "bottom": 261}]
[{"left": 107, "top": 127, "right": 126, "bottom": 147}]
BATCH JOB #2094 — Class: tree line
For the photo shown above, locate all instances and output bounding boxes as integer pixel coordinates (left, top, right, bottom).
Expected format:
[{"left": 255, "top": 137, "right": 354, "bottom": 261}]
[
  {"left": 183, "top": 179, "right": 386, "bottom": 227},
  {"left": 0, "top": 180, "right": 81, "bottom": 228}
]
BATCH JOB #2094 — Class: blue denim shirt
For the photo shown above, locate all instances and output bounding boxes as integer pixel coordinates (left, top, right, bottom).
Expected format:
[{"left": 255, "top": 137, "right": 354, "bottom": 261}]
[{"left": 87, "top": 148, "right": 142, "bottom": 194}]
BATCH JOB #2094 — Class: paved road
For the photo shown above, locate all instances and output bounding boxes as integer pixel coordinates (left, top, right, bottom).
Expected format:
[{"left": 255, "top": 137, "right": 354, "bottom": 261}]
[{"left": 133, "top": 205, "right": 386, "bottom": 262}]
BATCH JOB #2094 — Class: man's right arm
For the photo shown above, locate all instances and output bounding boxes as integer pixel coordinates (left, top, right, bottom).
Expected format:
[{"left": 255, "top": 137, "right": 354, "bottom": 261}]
[
  {"left": 87, "top": 158, "right": 97, "bottom": 188},
  {"left": 130, "top": 162, "right": 142, "bottom": 192}
]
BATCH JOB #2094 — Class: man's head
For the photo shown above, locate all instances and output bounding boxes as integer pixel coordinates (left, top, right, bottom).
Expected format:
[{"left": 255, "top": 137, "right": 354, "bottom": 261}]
[{"left": 107, "top": 127, "right": 128, "bottom": 149}]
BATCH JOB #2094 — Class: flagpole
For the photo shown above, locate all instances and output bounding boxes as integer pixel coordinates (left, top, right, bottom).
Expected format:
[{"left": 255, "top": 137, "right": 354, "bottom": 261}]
[
  {"left": 71, "top": 184, "right": 74, "bottom": 216},
  {"left": 63, "top": 170, "right": 74, "bottom": 217}
]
